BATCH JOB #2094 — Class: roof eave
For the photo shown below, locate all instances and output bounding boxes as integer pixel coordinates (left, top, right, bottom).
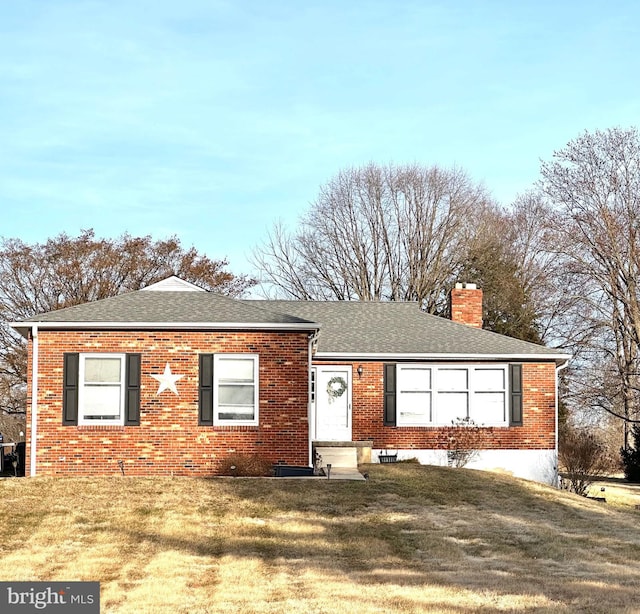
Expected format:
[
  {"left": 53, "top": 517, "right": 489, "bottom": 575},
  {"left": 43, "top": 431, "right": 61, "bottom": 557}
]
[
  {"left": 9, "top": 321, "right": 321, "bottom": 338},
  {"left": 313, "top": 351, "right": 571, "bottom": 367}
]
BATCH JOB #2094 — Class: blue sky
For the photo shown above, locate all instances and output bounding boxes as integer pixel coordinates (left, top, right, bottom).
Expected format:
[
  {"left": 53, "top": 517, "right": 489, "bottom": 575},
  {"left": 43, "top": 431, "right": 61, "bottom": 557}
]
[{"left": 2, "top": 1, "right": 639, "bottom": 277}]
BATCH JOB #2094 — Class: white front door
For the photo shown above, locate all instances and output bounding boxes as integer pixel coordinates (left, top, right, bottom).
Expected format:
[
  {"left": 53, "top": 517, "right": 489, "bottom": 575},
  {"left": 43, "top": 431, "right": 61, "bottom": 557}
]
[{"left": 314, "top": 366, "right": 352, "bottom": 441}]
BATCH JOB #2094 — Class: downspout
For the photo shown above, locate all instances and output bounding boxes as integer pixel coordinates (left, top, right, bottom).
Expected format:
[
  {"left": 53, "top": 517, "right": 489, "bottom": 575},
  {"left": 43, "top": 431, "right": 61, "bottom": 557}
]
[
  {"left": 30, "top": 325, "right": 39, "bottom": 477},
  {"left": 308, "top": 330, "right": 320, "bottom": 467},
  {"left": 555, "top": 359, "right": 570, "bottom": 485}
]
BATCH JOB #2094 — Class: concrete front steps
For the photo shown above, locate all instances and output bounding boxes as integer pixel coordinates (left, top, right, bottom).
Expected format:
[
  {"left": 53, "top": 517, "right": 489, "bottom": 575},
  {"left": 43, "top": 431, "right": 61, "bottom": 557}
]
[
  {"left": 314, "top": 446, "right": 357, "bottom": 469},
  {"left": 312, "top": 441, "right": 372, "bottom": 481}
]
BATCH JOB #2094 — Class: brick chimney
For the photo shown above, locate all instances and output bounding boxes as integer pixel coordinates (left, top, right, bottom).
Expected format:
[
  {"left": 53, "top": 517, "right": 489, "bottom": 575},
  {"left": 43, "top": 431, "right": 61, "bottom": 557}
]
[{"left": 449, "top": 283, "right": 483, "bottom": 328}]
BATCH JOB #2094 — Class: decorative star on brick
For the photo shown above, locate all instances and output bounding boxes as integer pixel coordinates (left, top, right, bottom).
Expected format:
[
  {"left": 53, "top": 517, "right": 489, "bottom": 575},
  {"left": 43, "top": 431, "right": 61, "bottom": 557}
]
[{"left": 151, "top": 362, "right": 185, "bottom": 396}]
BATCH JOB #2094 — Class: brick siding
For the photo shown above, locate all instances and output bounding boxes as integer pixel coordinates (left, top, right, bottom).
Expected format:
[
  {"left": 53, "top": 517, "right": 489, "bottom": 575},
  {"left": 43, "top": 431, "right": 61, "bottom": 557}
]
[
  {"left": 25, "top": 329, "right": 557, "bottom": 477},
  {"left": 348, "top": 361, "right": 556, "bottom": 450},
  {"left": 26, "top": 330, "right": 310, "bottom": 477}
]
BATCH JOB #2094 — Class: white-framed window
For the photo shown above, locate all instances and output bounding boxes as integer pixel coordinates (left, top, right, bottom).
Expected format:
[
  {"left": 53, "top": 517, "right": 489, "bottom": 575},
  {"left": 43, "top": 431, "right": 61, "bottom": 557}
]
[
  {"left": 395, "top": 364, "right": 508, "bottom": 426},
  {"left": 436, "top": 367, "right": 469, "bottom": 425},
  {"left": 397, "top": 365, "right": 432, "bottom": 426},
  {"left": 472, "top": 367, "right": 507, "bottom": 424},
  {"left": 213, "top": 354, "right": 259, "bottom": 426},
  {"left": 78, "top": 353, "right": 126, "bottom": 425}
]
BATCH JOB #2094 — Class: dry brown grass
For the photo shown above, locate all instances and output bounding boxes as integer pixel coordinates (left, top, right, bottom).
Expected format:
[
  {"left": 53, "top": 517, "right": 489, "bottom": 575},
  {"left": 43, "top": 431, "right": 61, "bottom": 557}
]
[
  {"left": 587, "top": 476, "right": 640, "bottom": 508},
  {"left": 1, "top": 465, "right": 639, "bottom": 613}
]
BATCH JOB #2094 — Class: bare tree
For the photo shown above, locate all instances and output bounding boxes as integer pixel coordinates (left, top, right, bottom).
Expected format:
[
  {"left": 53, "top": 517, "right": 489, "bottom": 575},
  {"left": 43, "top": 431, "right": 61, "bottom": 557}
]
[
  {"left": 253, "top": 162, "right": 563, "bottom": 345},
  {"left": 507, "top": 192, "right": 583, "bottom": 345},
  {"left": 253, "top": 162, "right": 490, "bottom": 312},
  {"left": 540, "top": 127, "right": 640, "bottom": 436},
  {"left": 0, "top": 230, "right": 255, "bottom": 416}
]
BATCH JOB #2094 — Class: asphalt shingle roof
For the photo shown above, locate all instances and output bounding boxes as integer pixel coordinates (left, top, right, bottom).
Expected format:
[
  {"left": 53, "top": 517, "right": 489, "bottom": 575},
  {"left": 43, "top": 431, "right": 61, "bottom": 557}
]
[
  {"left": 246, "top": 300, "right": 566, "bottom": 359},
  {"left": 25, "top": 291, "right": 314, "bottom": 326},
  {"left": 14, "top": 286, "right": 569, "bottom": 362}
]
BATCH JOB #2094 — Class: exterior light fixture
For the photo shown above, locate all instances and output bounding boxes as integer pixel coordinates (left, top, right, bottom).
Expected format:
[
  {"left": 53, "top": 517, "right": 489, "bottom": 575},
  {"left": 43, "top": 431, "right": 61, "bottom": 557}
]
[{"left": 357, "top": 365, "right": 364, "bottom": 378}]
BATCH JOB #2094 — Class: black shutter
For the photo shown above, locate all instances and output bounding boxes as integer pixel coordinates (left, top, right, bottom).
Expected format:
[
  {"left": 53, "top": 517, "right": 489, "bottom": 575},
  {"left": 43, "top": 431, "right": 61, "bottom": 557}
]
[
  {"left": 509, "top": 364, "right": 523, "bottom": 426},
  {"left": 383, "top": 363, "right": 397, "bottom": 426},
  {"left": 124, "top": 354, "right": 141, "bottom": 426},
  {"left": 63, "top": 353, "right": 79, "bottom": 425},
  {"left": 199, "top": 354, "right": 214, "bottom": 425}
]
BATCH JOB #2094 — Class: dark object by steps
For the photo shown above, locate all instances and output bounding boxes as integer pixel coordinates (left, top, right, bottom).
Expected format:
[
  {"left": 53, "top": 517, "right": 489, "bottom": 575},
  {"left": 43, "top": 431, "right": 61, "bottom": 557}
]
[{"left": 274, "top": 465, "right": 314, "bottom": 477}]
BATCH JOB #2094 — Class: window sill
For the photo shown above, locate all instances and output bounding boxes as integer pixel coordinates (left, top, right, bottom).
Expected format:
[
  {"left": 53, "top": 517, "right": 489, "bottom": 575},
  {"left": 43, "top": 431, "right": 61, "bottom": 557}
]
[
  {"left": 395, "top": 423, "right": 508, "bottom": 429},
  {"left": 76, "top": 425, "right": 126, "bottom": 431}
]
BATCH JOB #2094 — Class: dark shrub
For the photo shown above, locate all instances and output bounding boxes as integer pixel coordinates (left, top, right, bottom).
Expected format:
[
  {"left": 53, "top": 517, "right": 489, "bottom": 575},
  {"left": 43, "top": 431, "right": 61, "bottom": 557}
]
[
  {"left": 219, "top": 454, "right": 274, "bottom": 477},
  {"left": 621, "top": 423, "right": 640, "bottom": 483}
]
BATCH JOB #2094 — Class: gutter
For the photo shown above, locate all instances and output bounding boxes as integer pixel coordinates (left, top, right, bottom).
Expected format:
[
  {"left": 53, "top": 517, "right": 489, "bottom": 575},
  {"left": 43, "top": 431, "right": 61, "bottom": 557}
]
[
  {"left": 9, "top": 320, "right": 320, "bottom": 338},
  {"left": 30, "top": 325, "right": 38, "bottom": 477},
  {"left": 555, "top": 358, "right": 570, "bottom": 482},
  {"left": 314, "top": 352, "right": 572, "bottom": 367},
  {"left": 307, "top": 330, "right": 320, "bottom": 467}
]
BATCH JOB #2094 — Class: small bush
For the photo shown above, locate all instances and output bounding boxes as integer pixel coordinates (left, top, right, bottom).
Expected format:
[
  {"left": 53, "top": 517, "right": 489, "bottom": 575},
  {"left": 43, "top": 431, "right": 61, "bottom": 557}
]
[
  {"left": 219, "top": 454, "right": 273, "bottom": 477},
  {"left": 559, "top": 426, "right": 613, "bottom": 496},
  {"left": 446, "top": 417, "right": 483, "bottom": 468},
  {"left": 621, "top": 423, "right": 640, "bottom": 483}
]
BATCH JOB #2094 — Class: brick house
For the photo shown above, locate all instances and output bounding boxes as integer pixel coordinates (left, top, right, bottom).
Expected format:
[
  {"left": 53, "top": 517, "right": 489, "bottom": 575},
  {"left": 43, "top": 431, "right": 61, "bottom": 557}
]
[{"left": 11, "top": 277, "right": 569, "bottom": 483}]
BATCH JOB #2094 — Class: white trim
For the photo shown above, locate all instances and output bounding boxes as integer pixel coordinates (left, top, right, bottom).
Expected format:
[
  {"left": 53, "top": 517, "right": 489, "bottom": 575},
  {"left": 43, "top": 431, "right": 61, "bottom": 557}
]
[
  {"left": 213, "top": 354, "right": 259, "bottom": 427},
  {"left": 10, "top": 321, "right": 320, "bottom": 336},
  {"left": 30, "top": 325, "right": 38, "bottom": 477},
  {"left": 315, "top": 351, "right": 571, "bottom": 365},
  {"left": 307, "top": 332, "right": 318, "bottom": 467},
  {"left": 310, "top": 367, "right": 317, "bottom": 441},
  {"left": 396, "top": 364, "right": 433, "bottom": 426},
  {"left": 313, "top": 365, "right": 353, "bottom": 441},
  {"left": 78, "top": 353, "right": 127, "bottom": 426},
  {"left": 555, "top": 359, "right": 570, "bottom": 483},
  {"left": 141, "top": 276, "right": 205, "bottom": 292},
  {"left": 396, "top": 363, "right": 509, "bottom": 427}
]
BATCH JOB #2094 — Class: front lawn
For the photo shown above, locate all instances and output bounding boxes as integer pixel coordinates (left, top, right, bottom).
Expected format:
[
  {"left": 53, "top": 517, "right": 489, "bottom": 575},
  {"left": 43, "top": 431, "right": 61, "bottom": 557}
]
[{"left": 0, "top": 464, "right": 639, "bottom": 613}]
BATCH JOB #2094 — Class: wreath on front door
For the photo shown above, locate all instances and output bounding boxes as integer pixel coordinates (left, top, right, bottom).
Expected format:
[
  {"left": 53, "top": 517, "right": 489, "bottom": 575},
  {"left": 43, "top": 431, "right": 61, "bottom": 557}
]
[{"left": 326, "top": 376, "right": 347, "bottom": 403}]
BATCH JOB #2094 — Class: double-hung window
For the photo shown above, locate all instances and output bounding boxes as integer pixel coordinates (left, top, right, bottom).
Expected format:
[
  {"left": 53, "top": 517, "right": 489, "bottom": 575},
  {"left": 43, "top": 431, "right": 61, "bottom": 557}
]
[
  {"left": 472, "top": 367, "right": 507, "bottom": 424},
  {"left": 397, "top": 365, "right": 432, "bottom": 426},
  {"left": 213, "top": 354, "right": 259, "bottom": 426},
  {"left": 436, "top": 368, "right": 470, "bottom": 425},
  {"left": 395, "top": 364, "right": 508, "bottom": 426},
  {"left": 78, "top": 353, "right": 126, "bottom": 425}
]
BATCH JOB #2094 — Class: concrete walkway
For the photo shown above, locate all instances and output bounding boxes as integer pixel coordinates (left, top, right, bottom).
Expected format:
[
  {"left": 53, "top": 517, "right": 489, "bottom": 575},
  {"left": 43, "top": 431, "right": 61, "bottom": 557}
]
[
  {"left": 274, "top": 468, "right": 366, "bottom": 481},
  {"left": 322, "top": 466, "right": 367, "bottom": 481}
]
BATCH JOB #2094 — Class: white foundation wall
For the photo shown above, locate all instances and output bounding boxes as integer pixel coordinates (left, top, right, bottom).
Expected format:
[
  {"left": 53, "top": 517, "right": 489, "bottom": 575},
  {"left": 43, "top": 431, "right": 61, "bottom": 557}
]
[{"left": 373, "top": 448, "right": 558, "bottom": 485}]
